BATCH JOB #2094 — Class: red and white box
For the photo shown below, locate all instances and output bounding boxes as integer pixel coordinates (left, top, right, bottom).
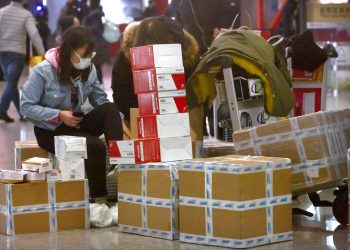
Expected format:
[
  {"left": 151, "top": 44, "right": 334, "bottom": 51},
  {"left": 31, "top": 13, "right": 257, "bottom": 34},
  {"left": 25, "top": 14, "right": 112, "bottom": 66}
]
[
  {"left": 133, "top": 67, "right": 185, "bottom": 94},
  {"left": 108, "top": 136, "right": 192, "bottom": 164},
  {"left": 137, "top": 113, "right": 190, "bottom": 139},
  {"left": 137, "top": 90, "right": 188, "bottom": 116},
  {"left": 130, "top": 44, "right": 183, "bottom": 71}
]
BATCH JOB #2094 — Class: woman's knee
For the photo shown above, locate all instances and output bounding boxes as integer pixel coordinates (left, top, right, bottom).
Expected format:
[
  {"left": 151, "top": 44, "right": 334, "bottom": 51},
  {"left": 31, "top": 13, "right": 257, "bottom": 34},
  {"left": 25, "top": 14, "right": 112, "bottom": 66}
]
[{"left": 86, "top": 137, "right": 106, "bottom": 155}]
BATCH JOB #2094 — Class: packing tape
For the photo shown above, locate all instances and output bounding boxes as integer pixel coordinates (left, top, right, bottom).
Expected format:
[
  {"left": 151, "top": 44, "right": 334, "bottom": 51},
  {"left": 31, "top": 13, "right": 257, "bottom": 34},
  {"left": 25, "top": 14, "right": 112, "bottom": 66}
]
[
  {"left": 84, "top": 179, "right": 90, "bottom": 229},
  {"left": 266, "top": 162, "right": 273, "bottom": 241},
  {"left": 249, "top": 128, "right": 261, "bottom": 156},
  {"left": 118, "top": 193, "right": 172, "bottom": 207},
  {"left": 290, "top": 118, "right": 307, "bottom": 163},
  {"left": 119, "top": 163, "right": 178, "bottom": 171},
  {"left": 204, "top": 168, "right": 213, "bottom": 238},
  {"left": 180, "top": 160, "right": 290, "bottom": 173},
  {"left": 179, "top": 231, "right": 293, "bottom": 248},
  {"left": 48, "top": 181, "right": 57, "bottom": 232},
  {"left": 169, "top": 162, "right": 179, "bottom": 235},
  {"left": 6, "top": 184, "right": 14, "bottom": 235},
  {"left": 179, "top": 195, "right": 291, "bottom": 210},
  {"left": 119, "top": 225, "right": 178, "bottom": 240},
  {"left": 141, "top": 166, "right": 148, "bottom": 229}
]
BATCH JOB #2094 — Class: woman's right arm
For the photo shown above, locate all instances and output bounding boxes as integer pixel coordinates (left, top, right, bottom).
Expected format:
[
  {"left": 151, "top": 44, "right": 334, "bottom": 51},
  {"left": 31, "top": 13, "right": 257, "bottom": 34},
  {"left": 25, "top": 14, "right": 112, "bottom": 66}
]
[{"left": 20, "top": 69, "right": 61, "bottom": 122}]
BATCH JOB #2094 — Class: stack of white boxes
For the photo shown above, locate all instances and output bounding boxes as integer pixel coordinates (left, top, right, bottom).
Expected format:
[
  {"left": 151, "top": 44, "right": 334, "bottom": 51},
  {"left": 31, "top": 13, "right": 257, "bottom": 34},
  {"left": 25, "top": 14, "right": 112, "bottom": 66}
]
[
  {"left": 109, "top": 44, "right": 193, "bottom": 164},
  {"left": 54, "top": 136, "right": 87, "bottom": 181}
]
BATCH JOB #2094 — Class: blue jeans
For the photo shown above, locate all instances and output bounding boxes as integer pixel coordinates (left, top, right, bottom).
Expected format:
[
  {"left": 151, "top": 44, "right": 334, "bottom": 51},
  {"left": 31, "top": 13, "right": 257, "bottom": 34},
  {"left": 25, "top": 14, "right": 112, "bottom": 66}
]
[{"left": 0, "top": 52, "right": 26, "bottom": 114}]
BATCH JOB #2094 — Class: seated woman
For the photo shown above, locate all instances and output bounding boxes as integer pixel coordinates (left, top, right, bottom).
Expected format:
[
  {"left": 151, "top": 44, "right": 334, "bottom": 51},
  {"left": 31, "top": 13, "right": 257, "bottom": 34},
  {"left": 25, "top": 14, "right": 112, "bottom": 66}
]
[
  {"left": 21, "top": 26, "right": 123, "bottom": 201},
  {"left": 111, "top": 16, "right": 199, "bottom": 123}
]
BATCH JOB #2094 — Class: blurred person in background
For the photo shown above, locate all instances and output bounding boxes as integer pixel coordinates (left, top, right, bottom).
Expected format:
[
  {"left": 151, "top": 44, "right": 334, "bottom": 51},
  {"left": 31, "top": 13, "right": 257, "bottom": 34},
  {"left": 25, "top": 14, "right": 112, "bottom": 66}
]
[
  {"left": 83, "top": 0, "right": 109, "bottom": 84},
  {"left": 55, "top": 15, "right": 80, "bottom": 44},
  {"left": 60, "top": 0, "right": 89, "bottom": 23},
  {"left": 111, "top": 16, "right": 199, "bottom": 123},
  {"left": 140, "top": 0, "right": 158, "bottom": 19},
  {"left": 0, "top": 0, "right": 45, "bottom": 123}
]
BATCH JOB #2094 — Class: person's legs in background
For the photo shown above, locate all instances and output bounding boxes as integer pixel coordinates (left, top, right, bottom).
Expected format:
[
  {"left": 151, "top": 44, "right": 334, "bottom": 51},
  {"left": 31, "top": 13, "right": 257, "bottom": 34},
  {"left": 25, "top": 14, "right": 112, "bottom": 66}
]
[{"left": 0, "top": 52, "right": 26, "bottom": 122}]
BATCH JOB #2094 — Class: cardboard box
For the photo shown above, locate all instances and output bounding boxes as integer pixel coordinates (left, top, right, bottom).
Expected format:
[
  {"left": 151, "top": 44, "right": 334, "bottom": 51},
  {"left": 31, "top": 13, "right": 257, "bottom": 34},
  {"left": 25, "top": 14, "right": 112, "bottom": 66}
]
[
  {"left": 233, "top": 110, "right": 349, "bottom": 192},
  {"left": 108, "top": 136, "right": 193, "bottom": 164},
  {"left": 130, "top": 108, "right": 139, "bottom": 139},
  {"left": 46, "top": 170, "right": 61, "bottom": 182},
  {"left": 130, "top": 44, "right": 183, "bottom": 70},
  {"left": 118, "top": 162, "right": 179, "bottom": 240},
  {"left": 133, "top": 67, "right": 185, "bottom": 94},
  {"left": 57, "top": 159, "right": 85, "bottom": 181},
  {"left": 137, "top": 113, "right": 190, "bottom": 139},
  {"left": 0, "top": 170, "right": 25, "bottom": 184},
  {"left": 15, "top": 141, "right": 49, "bottom": 170},
  {"left": 0, "top": 180, "right": 89, "bottom": 235},
  {"left": 23, "top": 171, "right": 46, "bottom": 183},
  {"left": 54, "top": 136, "right": 87, "bottom": 161},
  {"left": 178, "top": 156, "right": 292, "bottom": 248},
  {"left": 137, "top": 90, "right": 188, "bottom": 116},
  {"left": 22, "top": 157, "right": 53, "bottom": 173}
]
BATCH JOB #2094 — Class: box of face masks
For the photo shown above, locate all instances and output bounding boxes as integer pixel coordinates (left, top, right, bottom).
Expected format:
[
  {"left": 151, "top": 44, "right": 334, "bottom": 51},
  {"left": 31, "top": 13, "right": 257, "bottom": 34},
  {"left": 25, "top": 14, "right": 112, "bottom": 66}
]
[{"left": 54, "top": 136, "right": 87, "bottom": 161}]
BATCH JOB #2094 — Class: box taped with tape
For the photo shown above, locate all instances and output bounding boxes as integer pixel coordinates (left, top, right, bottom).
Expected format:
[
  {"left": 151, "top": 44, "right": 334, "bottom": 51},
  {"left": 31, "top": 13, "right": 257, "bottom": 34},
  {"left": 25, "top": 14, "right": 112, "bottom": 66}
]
[
  {"left": 0, "top": 180, "right": 90, "bottom": 235},
  {"left": 118, "top": 162, "right": 179, "bottom": 240},
  {"left": 233, "top": 110, "right": 350, "bottom": 193},
  {"left": 178, "top": 156, "right": 292, "bottom": 249}
]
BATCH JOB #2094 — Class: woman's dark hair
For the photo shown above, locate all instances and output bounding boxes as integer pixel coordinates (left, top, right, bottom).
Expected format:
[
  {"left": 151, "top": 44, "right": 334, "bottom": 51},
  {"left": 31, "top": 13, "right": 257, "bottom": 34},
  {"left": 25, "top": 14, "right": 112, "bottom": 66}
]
[
  {"left": 132, "top": 16, "right": 188, "bottom": 48},
  {"left": 58, "top": 26, "right": 96, "bottom": 84}
]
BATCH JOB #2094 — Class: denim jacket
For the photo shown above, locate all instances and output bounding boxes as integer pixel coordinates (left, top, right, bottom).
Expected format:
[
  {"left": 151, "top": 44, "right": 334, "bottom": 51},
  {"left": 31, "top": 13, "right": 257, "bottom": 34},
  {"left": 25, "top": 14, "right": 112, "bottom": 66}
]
[{"left": 20, "top": 61, "right": 109, "bottom": 131}]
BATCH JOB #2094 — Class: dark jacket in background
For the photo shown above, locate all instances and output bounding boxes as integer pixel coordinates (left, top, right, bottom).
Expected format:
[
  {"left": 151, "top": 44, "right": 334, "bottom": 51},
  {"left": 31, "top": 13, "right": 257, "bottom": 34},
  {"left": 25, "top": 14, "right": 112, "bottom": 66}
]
[
  {"left": 174, "top": 0, "right": 218, "bottom": 55},
  {"left": 83, "top": 6, "right": 109, "bottom": 65},
  {"left": 111, "top": 19, "right": 199, "bottom": 122}
]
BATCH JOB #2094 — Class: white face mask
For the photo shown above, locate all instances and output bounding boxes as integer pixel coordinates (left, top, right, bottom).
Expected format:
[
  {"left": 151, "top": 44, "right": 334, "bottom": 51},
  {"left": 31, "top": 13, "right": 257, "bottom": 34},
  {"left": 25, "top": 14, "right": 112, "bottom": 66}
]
[{"left": 72, "top": 50, "right": 96, "bottom": 70}]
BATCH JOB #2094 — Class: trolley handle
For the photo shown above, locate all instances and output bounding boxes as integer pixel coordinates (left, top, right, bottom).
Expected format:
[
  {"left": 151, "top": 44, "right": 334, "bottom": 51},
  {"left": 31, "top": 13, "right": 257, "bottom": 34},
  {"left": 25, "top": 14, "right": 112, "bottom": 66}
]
[{"left": 201, "top": 55, "right": 234, "bottom": 72}]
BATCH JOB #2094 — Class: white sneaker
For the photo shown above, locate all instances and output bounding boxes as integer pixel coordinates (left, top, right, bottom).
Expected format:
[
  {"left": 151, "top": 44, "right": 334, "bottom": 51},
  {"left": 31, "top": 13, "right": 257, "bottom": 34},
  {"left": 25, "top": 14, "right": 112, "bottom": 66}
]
[{"left": 90, "top": 203, "right": 113, "bottom": 228}]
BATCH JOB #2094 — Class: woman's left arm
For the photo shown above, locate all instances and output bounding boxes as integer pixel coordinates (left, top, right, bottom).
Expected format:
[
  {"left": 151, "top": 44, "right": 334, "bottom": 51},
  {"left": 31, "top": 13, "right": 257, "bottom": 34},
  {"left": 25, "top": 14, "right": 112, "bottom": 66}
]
[{"left": 88, "top": 67, "right": 109, "bottom": 107}]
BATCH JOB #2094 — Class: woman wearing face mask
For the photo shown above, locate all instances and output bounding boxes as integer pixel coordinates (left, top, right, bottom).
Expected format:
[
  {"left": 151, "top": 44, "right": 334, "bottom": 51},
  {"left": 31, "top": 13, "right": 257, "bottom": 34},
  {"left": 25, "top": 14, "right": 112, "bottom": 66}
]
[{"left": 20, "top": 26, "right": 123, "bottom": 201}]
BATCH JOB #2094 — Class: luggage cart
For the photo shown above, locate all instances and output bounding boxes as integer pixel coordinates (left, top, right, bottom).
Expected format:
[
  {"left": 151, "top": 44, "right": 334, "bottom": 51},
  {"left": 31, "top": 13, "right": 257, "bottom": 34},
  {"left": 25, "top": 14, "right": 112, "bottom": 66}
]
[
  {"left": 204, "top": 55, "right": 277, "bottom": 142},
  {"left": 201, "top": 54, "right": 348, "bottom": 225}
]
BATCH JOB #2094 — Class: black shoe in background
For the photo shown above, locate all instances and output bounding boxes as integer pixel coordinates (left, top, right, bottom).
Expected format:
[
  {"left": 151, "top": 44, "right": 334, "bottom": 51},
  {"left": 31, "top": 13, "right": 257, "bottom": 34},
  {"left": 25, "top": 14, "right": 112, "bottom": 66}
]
[{"left": 0, "top": 113, "right": 14, "bottom": 123}]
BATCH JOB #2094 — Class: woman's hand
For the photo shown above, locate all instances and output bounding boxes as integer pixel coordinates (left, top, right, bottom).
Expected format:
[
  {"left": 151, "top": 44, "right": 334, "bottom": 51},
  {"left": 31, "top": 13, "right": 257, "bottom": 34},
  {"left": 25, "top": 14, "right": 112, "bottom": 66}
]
[{"left": 59, "top": 111, "right": 83, "bottom": 127}]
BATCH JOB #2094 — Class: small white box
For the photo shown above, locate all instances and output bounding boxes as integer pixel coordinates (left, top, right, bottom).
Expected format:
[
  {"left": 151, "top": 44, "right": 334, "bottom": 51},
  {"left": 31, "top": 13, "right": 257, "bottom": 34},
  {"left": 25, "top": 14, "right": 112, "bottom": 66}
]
[
  {"left": 247, "top": 79, "right": 264, "bottom": 97},
  {"left": 22, "top": 157, "right": 53, "bottom": 173},
  {"left": 137, "top": 113, "right": 190, "bottom": 139},
  {"left": 54, "top": 136, "right": 87, "bottom": 161},
  {"left": 23, "top": 171, "right": 46, "bottom": 183},
  {"left": 130, "top": 44, "right": 183, "bottom": 70},
  {"left": 0, "top": 170, "right": 25, "bottom": 184},
  {"left": 57, "top": 158, "right": 85, "bottom": 181},
  {"left": 108, "top": 136, "right": 193, "bottom": 164},
  {"left": 46, "top": 170, "right": 62, "bottom": 182}
]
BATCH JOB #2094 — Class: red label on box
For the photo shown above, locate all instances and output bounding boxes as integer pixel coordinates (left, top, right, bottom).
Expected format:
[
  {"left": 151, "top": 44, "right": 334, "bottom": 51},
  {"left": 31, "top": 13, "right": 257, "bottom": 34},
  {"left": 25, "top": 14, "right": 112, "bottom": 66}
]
[
  {"left": 137, "top": 116, "right": 158, "bottom": 138},
  {"left": 293, "top": 88, "right": 322, "bottom": 117},
  {"left": 130, "top": 46, "right": 155, "bottom": 71},
  {"left": 138, "top": 91, "right": 188, "bottom": 116},
  {"left": 134, "top": 138, "right": 161, "bottom": 163}
]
